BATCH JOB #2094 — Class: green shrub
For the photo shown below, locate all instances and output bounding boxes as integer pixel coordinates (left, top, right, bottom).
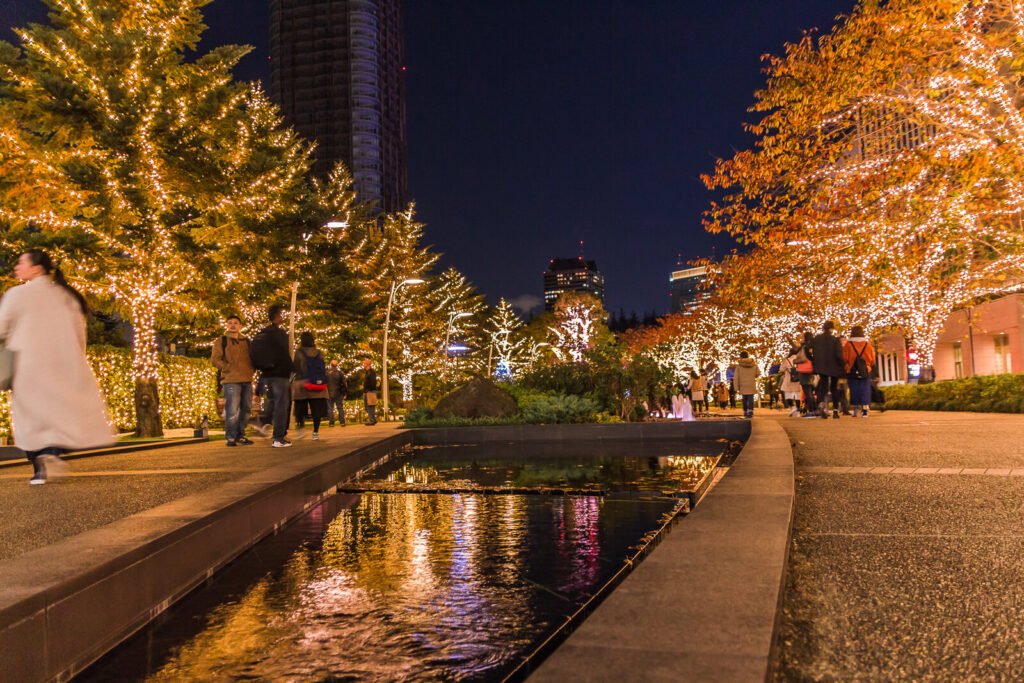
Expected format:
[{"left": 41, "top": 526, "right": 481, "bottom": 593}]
[
  {"left": 883, "top": 374, "right": 1024, "bottom": 413},
  {"left": 520, "top": 394, "right": 600, "bottom": 424}
]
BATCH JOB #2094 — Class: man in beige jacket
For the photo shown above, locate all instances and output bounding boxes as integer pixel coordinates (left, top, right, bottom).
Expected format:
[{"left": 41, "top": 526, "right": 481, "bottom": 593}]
[{"left": 211, "top": 315, "right": 255, "bottom": 446}]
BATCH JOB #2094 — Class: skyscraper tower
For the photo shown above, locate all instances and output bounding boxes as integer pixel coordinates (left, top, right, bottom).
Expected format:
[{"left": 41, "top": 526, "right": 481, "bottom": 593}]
[{"left": 270, "top": 0, "right": 407, "bottom": 212}]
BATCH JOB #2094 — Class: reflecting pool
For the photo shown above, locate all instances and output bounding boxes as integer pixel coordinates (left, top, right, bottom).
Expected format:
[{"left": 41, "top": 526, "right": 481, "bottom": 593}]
[{"left": 83, "top": 441, "right": 722, "bottom": 681}]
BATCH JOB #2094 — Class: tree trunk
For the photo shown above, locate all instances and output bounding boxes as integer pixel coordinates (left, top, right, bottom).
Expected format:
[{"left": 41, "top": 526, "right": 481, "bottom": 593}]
[
  {"left": 134, "top": 377, "right": 163, "bottom": 437},
  {"left": 130, "top": 301, "right": 164, "bottom": 437}
]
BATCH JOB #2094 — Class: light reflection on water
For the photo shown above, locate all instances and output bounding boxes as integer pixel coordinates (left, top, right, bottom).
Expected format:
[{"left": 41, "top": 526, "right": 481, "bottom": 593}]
[{"left": 85, "top": 492, "right": 679, "bottom": 682}]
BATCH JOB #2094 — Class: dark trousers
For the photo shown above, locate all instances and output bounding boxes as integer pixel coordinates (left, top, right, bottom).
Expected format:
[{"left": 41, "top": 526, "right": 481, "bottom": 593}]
[
  {"left": 263, "top": 377, "right": 291, "bottom": 441},
  {"left": 815, "top": 375, "right": 841, "bottom": 410},
  {"left": 294, "top": 398, "right": 327, "bottom": 431},
  {"left": 26, "top": 447, "right": 66, "bottom": 477},
  {"left": 741, "top": 394, "right": 755, "bottom": 416},
  {"left": 328, "top": 395, "right": 346, "bottom": 425}
]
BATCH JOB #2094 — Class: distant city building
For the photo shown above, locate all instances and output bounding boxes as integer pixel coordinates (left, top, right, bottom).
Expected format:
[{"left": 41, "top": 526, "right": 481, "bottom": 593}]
[
  {"left": 269, "top": 0, "right": 407, "bottom": 212},
  {"left": 544, "top": 257, "right": 605, "bottom": 311},
  {"left": 669, "top": 266, "right": 712, "bottom": 313}
]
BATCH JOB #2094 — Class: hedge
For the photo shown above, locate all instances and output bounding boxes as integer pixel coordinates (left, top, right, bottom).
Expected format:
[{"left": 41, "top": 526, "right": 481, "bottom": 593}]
[
  {"left": 0, "top": 345, "right": 219, "bottom": 440},
  {"left": 882, "top": 373, "right": 1024, "bottom": 414}
]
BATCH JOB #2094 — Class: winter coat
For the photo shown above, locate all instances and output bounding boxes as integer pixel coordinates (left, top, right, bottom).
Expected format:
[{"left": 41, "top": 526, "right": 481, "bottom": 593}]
[
  {"left": 779, "top": 356, "right": 802, "bottom": 395},
  {"left": 811, "top": 332, "right": 845, "bottom": 378},
  {"left": 843, "top": 338, "right": 877, "bottom": 375},
  {"left": 253, "top": 324, "right": 293, "bottom": 378},
  {"left": 363, "top": 368, "right": 377, "bottom": 394},
  {"left": 291, "top": 348, "right": 329, "bottom": 401},
  {"left": 210, "top": 334, "right": 254, "bottom": 385},
  {"left": 0, "top": 277, "right": 115, "bottom": 452},
  {"left": 326, "top": 366, "right": 347, "bottom": 399},
  {"left": 734, "top": 358, "right": 760, "bottom": 395}
]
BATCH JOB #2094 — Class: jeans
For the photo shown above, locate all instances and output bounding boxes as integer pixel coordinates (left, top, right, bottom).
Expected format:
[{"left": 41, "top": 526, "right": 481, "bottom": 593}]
[
  {"left": 223, "top": 382, "right": 252, "bottom": 442},
  {"left": 263, "top": 377, "right": 292, "bottom": 440},
  {"left": 741, "top": 394, "right": 755, "bottom": 416},
  {"left": 364, "top": 392, "right": 377, "bottom": 424},
  {"left": 815, "top": 375, "right": 841, "bottom": 410},
  {"left": 295, "top": 398, "right": 327, "bottom": 431},
  {"left": 329, "top": 395, "right": 346, "bottom": 425}
]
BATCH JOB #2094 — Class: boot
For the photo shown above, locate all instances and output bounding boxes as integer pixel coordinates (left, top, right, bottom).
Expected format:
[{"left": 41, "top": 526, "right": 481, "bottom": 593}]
[{"left": 819, "top": 402, "right": 829, "bottom": 419}]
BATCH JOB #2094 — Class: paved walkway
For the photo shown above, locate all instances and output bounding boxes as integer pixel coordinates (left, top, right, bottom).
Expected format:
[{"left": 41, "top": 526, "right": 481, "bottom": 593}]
[
  {"left": 0, "top": 422, "right": 401, "bottom": 562},
  {"left": 771, "top": 409, "right": 1024, "bottom": 681}
]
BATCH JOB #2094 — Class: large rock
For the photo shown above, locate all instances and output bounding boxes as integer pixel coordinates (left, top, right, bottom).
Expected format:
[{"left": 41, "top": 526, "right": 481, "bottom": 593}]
[{"left": 433, "top": 378, "right": 518, "bottom": 419}]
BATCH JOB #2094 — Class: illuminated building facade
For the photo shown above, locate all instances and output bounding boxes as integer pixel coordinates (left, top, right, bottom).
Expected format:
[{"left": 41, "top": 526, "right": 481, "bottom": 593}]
[
  {"left": 270, "top": 0, "right": 407, "bottom": 211},
  {"left": 543, "top": 258, "right": 605, "bottom": 311},
  {"left": 669, "top": 266, "right": 712, "bottom": 314}
]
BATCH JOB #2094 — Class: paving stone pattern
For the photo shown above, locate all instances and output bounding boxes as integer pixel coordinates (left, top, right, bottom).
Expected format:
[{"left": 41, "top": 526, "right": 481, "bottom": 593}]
[
  {"left": 773, "top": 410, "right": 1024, "bottom": 681},
  {"left": 0, "top": 423, "right": 400, "bottom": 562}
]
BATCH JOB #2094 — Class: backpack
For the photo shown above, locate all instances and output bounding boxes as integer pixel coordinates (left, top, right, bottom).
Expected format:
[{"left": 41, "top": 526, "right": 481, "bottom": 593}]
[
  {"left": 848, "top": 343, "right": 870, "bottom": 380},
  {"left": 250, "top": 328, "right": 277, "bottom": 371},
  {"left": 304, "top": 352, "right": 328, "bottom": 391}
]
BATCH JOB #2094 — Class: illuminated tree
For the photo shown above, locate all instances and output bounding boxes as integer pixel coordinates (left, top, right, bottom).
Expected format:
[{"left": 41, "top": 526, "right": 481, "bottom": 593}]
[
  {"left": 549, "top": 292, "right": 607, "bottom": 363},
  {"left": 427, "top": 267, "right": 486, "bottom": 379},
  {"left": 703, "top": 0, "right": 1024, "bottom": 369},
  {"left": 485, "top": 298, "right": 529, "bottom": 380},
  {"left": 0, "top": 1, "right": 320, "bottom": 435}
]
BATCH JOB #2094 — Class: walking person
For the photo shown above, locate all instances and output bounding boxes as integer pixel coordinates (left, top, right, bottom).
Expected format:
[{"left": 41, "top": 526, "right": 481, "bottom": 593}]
[
  {"left": 211, "top": 315, "right": 255, "bottom": 446},
  {"left": 795, "top": 331, "right": 817, "bottom": 417},
  {"left": 734, "top": 351, "right": 760, "bottom": 418},
  {"left": 811, "top": 321, "right": 845, "bottom": 419},
  {"left": 689, "top": 371, "right": 705, "bottom": 415},
  {"left": 291, "top": 332, "right": 329, "bottom": 440},
  {"left": 844, "top": 326, "right": 877, "bottom": 418},
  {"left": 0, "top": 250, "right": 115, "bottom": 484},
  {"left": 362, "top": 359, "right": 378, "bottom": 425},
  {"left": 780, "top": 345, "right": 804, "bottom": 417},
  {"left": 715, "top": 382, "right": 730, "bottom": 409},
  {"left": 327, "top": 360, "right": 347, "bottom": 427},
  {"left": 250, "top": 304, "right": 294, "bottom": 447}
]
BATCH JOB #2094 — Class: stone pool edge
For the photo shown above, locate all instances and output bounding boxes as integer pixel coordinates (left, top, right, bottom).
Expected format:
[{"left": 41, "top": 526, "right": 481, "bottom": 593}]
[
  {"left": 0, "top": 431, "right": 413, "bottom": 683},
  {"left": 526, "top": 418, "right": 794, "bottom": 682}
]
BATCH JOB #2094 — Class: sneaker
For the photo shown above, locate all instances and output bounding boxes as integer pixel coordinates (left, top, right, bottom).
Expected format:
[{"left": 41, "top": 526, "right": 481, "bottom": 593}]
[
  {"left": 226, "top": 440, "right": 237, "bottom": 447},
  {"left": 312, "top": 432, "right": 319, "bottom": 441},
  {"left": 29, "top": 477, "right": 46, "bottom": 485},
  {"left": 861, "top": 410, "right": 870, "bottom": 418},
  {"left": 238, "top": 437, "right": 254, "bottom": 445},
  {"left": 832, "top": 409, "right": 840, "bottom": 419},
  {"left": 272, "top": 440, "right": 292, "bottom": 448},
  {"left": 292, "top": 428, "right": 308, "bottom": 440},
  {"left": 789, "top": 407, "right": 800, "bottom": 417}
]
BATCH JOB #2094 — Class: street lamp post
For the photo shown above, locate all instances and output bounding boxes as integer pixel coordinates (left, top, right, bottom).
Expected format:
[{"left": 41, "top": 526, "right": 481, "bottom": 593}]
[
  {"left": 442, "top": 311, "right": 471, "bottom": 380},
  {"left": 382, "top": 277, "right": 425, "bottom": 421}
]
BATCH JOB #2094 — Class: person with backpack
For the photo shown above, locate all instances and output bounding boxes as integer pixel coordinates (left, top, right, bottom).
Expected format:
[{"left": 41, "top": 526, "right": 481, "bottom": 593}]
[
  {"left": 292, "top": 331, "right": 329, "bottom": 439},
  {"left": 250, "top": 304, "right": 294, "bottom": 447},
  {"left": 210, "top": 314, "right": 255, "bottom": 447},
  {"left": 844, "top": 325, "right": 877, "bottom": 418},
  {"left": 734, "top": 351, "right": 760, "bottom": 418},
  {"left": 327, "top": 359, "right": 347, "bottom": 427}
]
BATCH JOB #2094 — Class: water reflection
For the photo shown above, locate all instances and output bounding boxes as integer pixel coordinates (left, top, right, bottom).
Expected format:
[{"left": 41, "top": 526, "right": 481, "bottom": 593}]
[{"left": 86, "top": 492, "right": 679, "bottom": 682}]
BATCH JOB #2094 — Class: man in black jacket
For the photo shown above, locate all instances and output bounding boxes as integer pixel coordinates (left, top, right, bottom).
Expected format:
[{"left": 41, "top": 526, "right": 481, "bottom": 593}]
[
  {"left": 811, "top": 320, "right": 845, "bottom": 419},
  {"left": 362, "top": 359, "right": 378, "bottom": 425},
  {"left": 327, "top": 360, "right": 347, "bottom": 427},
  {"left": 252, "top": 304, "right": 294, "bottom": 446}
]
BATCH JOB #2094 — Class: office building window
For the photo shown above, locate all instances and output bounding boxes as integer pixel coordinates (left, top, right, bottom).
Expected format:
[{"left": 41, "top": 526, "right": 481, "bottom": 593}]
[
  {"left": 994, "top": 333, "right": 1012, "bottom": 374},
  {"left": 952, "top": 341, "right": 963, "bottom": 379}
]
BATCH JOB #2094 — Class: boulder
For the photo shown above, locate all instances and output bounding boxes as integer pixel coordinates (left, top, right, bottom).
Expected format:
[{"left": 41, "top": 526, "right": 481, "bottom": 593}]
[{"left": 433, "top": 378, "right": 518, "bottom": 419}]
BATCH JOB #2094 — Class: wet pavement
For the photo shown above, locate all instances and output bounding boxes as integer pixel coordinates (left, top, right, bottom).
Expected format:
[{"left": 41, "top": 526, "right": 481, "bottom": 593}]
[
  {"left": 772, "top": 409, "right": 1024, "bottom": 681},
  {"left": 0, "top": 422, "right": 401, "bottom": 562}
]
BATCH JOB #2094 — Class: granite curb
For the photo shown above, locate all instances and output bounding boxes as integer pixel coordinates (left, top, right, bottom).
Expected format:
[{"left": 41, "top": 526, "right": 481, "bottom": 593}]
[
  {"left": 411, "top": 420, "right": 750, "bottom": 446},
  {"left": 0, "top": 430, "right": 412, "bottom": 683},
  {"left": 528, "top": 418, "right": 794, "bottom": 682}
]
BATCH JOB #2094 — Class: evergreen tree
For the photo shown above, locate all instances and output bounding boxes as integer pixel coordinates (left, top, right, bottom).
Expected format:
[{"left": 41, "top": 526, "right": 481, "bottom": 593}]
[
  {"left": 485, "top": 298, "right": 528, "bottom": 380},
  {"left": 0, "top": 1, "right": 318, "bottom": 435}
]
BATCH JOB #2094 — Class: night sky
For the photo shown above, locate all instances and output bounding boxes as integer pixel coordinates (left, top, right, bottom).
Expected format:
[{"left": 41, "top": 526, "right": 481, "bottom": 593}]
[{"left": 1, "top": 0, "right": 854, "bottom": 316}]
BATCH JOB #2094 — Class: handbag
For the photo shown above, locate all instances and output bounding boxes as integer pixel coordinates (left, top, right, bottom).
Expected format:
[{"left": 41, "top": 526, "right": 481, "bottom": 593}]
[
  {"left": 365, "top": 390, "right": 378, "bottom": 406},
  {"left": 796, "top": 360, "right": 813, "bottom": 374},
  {"left": 0, "top": 342, "right": 14, "bottom": 391}
]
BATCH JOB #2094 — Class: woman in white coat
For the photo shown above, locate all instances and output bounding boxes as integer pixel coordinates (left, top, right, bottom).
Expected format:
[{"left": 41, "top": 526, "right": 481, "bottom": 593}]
[{"left": 0, "top": 250, "right": 114, "bottom": 484}]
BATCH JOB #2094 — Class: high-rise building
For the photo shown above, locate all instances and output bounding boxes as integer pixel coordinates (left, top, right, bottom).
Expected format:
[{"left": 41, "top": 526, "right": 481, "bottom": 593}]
[
  {"left": 270, "top": 0, "right": 407, "bottom": 212},
  {"left": 544, "top": 257, "right": 605, "bottom": 311},
  {"left": 669, "top": 265, "right": 711, "bottom": 313}
]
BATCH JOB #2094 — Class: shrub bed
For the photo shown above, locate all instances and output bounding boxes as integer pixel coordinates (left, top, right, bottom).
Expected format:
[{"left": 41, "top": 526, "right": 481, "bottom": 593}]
[{"left": 882, "top": 373, "right": 1024, "bottom": 413}]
